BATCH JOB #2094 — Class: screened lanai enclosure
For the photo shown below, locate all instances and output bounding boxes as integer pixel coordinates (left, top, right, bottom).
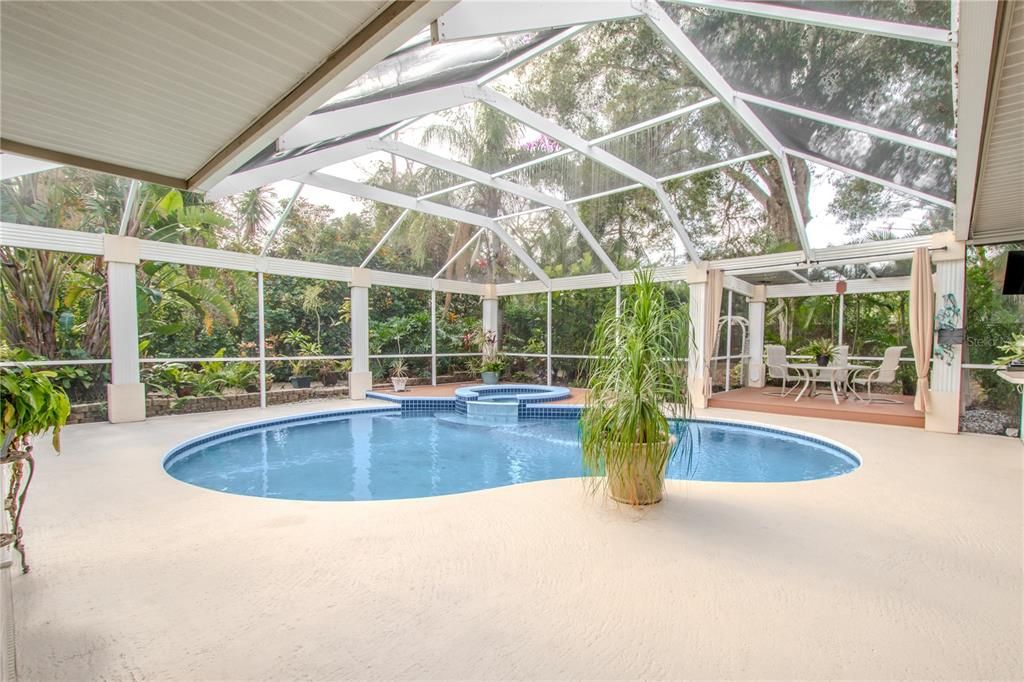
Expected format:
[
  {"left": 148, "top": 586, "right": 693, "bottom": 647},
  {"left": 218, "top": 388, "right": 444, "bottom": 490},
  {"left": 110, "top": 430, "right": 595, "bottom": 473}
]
[{"left": 1, "top": 0, "right": 1021, "bottom": 434}]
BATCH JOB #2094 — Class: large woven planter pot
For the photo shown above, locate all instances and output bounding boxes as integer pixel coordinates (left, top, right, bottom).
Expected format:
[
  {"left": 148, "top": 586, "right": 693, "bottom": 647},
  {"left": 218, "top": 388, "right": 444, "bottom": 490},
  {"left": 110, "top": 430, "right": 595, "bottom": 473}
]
[{"left": 605, "top": 436, "right": 676, "bottom": 506}]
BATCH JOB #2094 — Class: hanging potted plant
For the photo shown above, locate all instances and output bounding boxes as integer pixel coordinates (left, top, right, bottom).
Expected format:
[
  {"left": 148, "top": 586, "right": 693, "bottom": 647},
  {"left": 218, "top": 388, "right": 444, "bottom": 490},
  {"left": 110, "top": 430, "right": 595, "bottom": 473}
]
[
  {"left": 0, "top": 362, "right": 71, "bottom": 573},
  {"left": 799, "top": 338, "right": 838, "bottom": 367},
  {"left": 580, "top": 270, "right": 691, "bottom": 506},
  {"left": 390, "top": 358, "right": 410, "bottom": 392}
]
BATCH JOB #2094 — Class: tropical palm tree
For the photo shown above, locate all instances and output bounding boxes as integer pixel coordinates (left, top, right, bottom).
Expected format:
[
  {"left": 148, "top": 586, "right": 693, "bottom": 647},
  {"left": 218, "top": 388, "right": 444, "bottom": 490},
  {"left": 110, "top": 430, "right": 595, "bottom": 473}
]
[{"left": 228, "top": 186, "right": 276, "bottom": 244}]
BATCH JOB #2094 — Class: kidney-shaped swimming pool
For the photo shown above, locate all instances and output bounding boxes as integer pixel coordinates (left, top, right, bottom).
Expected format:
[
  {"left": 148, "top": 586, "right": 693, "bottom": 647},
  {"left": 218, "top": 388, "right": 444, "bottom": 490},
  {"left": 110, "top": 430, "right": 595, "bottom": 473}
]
[{"left": 163, "top": 409, "right": 860, "bottom": 501}]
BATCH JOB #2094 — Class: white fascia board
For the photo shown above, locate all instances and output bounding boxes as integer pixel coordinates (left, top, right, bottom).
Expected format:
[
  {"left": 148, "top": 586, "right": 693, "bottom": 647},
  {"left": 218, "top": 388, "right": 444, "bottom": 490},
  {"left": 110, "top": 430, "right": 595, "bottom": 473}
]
[
  {"left": 784, "top": 147, "right": 955, "bottom": 209},
  {"left": 280, "top": 83, "right": 479, "bottom": 150},
  {"left": 955, "top": 0, "right": 1002, "bottom": 239},
  {"left": 375, "top": 139, "right": 621, "bottom": 275},
  {"left": 263, "top": 258, "right": 352, "bottom": 282},
  {"left": 433, "top": 1, "right": 642, "bottom": 42},
  {"left": 548, "top": 272, "right": 620, "bottom": 292},
  {"left": 434, "top": 278, "right": 486, "bottom": 295},
  {"left": 767, "top": 276, "right": 911, "bottom": 298},
  {"left": 140, "top": 241, "right": 261, "bottom": 272},
  {"left": 663, "top": 0, "right": 955, "bottom": 46},
  {"left": 205, "top": 137, "right": 376, "bottom": 201},
  {"left": 737, "top": 93, "right": 957, "bottom": 158},
  {"left": 640, "top": 2, "right": 814, "bottom": 256},
  {"left": 495, "top": 280, "right": 550, "bottom": 296},
  {"left": 0, "top": 222, "right": 104, "bottom": 256},
  {"left": 301, "top": 171, "right": 552, "bottom": 286},
  {"left": 710, "top": 249, "right": 808, "bottom": 272}
]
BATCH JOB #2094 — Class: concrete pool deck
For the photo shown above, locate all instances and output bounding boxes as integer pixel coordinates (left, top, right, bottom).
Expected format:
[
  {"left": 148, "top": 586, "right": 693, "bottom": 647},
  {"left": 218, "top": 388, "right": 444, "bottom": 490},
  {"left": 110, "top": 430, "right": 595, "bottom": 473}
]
[{"left": 8, "top": 398, "right": 1023, "bottom": 680}]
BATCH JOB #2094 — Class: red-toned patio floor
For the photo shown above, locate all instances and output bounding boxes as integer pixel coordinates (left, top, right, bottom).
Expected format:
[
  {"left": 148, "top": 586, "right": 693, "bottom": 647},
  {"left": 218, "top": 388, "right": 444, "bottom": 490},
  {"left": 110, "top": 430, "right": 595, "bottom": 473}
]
[{"left": 708, "top": 386, "right": 924, "bottom": 428}]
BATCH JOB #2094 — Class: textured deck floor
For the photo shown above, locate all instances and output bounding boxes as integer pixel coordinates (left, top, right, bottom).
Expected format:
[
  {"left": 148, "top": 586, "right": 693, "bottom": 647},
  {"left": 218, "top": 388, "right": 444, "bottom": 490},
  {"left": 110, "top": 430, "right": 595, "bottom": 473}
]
[
  {"left": 8, "top": 398, "right": 1021, "bottom": 680},
  {"left": 709, "top": 386, "right": 924, "bottom": 428}
]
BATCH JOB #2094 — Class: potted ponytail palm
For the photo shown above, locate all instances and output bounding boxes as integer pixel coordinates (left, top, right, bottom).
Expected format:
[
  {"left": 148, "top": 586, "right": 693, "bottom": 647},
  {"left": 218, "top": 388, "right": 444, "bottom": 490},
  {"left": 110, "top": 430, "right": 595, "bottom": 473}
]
[{"left": 581, "top": 270, "right": 691, "bottom": 506}]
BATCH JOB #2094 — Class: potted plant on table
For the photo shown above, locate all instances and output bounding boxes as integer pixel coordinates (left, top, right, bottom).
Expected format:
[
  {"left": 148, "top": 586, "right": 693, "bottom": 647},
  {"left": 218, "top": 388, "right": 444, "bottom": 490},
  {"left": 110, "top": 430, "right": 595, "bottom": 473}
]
[
  {"left": 389, "top": 358, "right": 410, "bottom": 392},
  {"left": 580, "top": 270, "right": 691, "bottom": 506},
  {"left": 799, "top": 338, "right": 839, "bottom": 367},
  {"left": 0, "top": 362, "right": 70, "bottom": 573}
]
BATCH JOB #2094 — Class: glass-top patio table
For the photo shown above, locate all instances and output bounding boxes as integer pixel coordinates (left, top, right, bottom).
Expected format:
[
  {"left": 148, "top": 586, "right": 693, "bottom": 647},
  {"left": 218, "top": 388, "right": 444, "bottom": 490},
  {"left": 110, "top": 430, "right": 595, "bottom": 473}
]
[{"left": 785, "top": 363, "right": 875, "bottom": 405}]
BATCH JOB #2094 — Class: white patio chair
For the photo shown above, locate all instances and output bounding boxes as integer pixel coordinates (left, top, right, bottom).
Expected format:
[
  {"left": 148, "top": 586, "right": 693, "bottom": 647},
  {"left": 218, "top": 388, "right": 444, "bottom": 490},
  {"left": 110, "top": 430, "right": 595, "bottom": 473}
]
[
  {"left": 831, "top": 345, "right": 850, "bottom": 397},
  {"left": 763, "top": 344, "right": 801, "bottom": 397},
  {"left": 851, "top": 346, "right": 906, "bottom": 403}
]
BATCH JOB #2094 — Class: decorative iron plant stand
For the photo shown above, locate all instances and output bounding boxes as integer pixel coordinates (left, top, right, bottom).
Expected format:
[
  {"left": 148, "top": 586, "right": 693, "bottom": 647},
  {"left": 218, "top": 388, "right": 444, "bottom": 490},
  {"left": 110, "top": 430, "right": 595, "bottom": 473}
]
[{"left": 0, "top": 433, "right": 35, "bottom": 574}]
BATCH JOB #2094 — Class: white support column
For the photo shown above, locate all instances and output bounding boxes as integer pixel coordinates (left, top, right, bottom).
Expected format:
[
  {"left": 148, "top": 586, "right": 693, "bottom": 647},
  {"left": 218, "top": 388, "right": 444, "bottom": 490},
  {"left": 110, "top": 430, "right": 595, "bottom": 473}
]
[
  {"left": 546, "top": 290, "right": 553, "bottom": 386},
  {"left": 482, "top": 284, "right": 499, "bottom": 347},
  {"left": 430, "top": 289, "right": 437, "bottom": 386},
  {"left": 724, "top": 290, "right": 733, "bottom": 392},
  {"left": 257, "top": 272, "right": 267, "bottom": 408},
  {"left": 686, "top": 264, "right": 709, "bottom": 409},
  {"left": 103, "top": 235, "right": 145, "bottom": 423},
  {"left": 747, "top": 284, "right": 767, "bottom": 388},
  {"left": 348, "top": 268, "right": 372, "bottom": 399},
  {"left": 926, "top": 235, "right": 967, "bottom": 434},
  {"left": 838, "top": 294, "right": 845, "bottom": 346}
]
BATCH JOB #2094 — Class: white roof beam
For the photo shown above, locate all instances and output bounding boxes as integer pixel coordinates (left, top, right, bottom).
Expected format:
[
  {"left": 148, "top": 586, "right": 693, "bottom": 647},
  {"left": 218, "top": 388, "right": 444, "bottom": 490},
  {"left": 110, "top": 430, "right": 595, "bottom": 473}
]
[
  {"left": 865, "top": 265, "right": 878, "bottom": 280},
  {"left": 475, "top": 85, "right": 702, "bottom": 261},
  {"left": 360, "top": 208, "right": 409, "bottom": 268},
  {"left": 784, "top": 147, "right": 955, "bottom": 209},
  {"left": 788, "top": 269, "right": 810, "bottom": 283},
  {"left": 663, "top": 0, "right": 955, "bottom": 46},
  {"left": 259, "top": 182, "right": 304, "bottom": 258},
  {"left": 640, "top": 2, "right": 813, "bottom": 256},
  {"left": 205, "top": 137, "right": 375, "bottom": 201},
  {"left": 432, "top": 2, "right": 642, "bottom": 42},
  {"left": 281, "top": 83, "right": 480, "bottom": 150},
  {"left": 300, "top": 171, "right": 552, "bottom": 286},
  {"left": 736, "top": 92, "right": 957, "bottom": 158},
  {"left": 474, "top": 25, "right": 590, "bottom": 85},
  {"left": 372, "top": 138, "right": 621, "bottom": 276},
  {"left": 434, "top": 228, "right": 484, "bottom": 278}
]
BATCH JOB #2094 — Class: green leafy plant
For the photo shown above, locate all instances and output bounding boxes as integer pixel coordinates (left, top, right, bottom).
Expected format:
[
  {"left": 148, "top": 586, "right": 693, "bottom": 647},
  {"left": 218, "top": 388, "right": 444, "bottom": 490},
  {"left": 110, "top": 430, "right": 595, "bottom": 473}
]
[
  {"left": 996, "top": 333, "right": 1024, "bottom": 366},
  {"left": 580, "top": 270, "right": 691, "bottom": 506},
  {"left": 479, "top": 356, "right": 507, "bottom": 374},
  {"left": 145, "top": 362, "right": 192, "bottom": 397},
  {"left": 389, "top": 359, "right": 409, "bottom": 378},
  {"left": 798, "top": 338, "right": 839, "bottom": 365},
  {"left": 1, "top": 365, "right": 71, "bottom": 451},
  {"left": 221, "top": 362, "right": 260, "bottom": 392}
]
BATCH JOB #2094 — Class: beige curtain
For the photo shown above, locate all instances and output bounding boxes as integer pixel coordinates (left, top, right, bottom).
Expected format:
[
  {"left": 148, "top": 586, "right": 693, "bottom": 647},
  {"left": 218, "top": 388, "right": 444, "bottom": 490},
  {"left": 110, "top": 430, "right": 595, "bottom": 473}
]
[
  {"left": 910, "top": 247, "right": 933, "bottom": 412},
  {"left": 703, "top": 269, "right": 724, "bottom": 398}
]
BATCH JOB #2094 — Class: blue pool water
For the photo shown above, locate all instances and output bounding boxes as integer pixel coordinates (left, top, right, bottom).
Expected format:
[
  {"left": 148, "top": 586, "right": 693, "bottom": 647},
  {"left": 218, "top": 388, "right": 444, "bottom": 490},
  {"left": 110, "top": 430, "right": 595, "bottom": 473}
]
[{"left": 164, "top": 411, "right": 860, "bottom": 501}]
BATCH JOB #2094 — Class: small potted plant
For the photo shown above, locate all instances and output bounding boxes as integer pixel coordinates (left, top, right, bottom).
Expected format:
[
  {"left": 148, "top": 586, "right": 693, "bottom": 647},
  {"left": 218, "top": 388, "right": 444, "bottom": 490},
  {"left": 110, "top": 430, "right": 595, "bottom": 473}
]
[
  {"left": 476, "top": 328, "right": 503, "bottom": 384},
  {"left": 390, "top": 358, "right": 409, "bottom": 392},
  {"left": 318, "top": 360, "right": 341, "bottom": 387},
  {"left": 479, "top": 355, "right": 506, "bottom": 385},
  {"left": 799, "top": 338, "right": 838, "bottom": 367}
]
